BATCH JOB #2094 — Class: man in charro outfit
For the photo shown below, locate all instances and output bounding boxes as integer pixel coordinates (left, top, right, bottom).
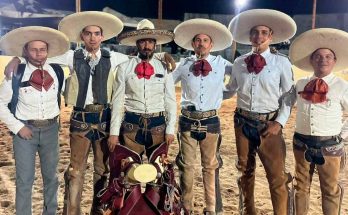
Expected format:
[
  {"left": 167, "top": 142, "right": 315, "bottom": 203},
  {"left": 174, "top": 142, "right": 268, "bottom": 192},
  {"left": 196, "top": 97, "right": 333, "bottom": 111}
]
[
  {"left": 172, "top": 18, "right": 233, "bottom": 215},
  {"left": 225, "top": 9, "right": 297, "bottom": 214},
  {"left": 103, "top": 19, "right": 179, "bottom": 214},
  {"left": 0, "top": 26, "right": 69, "bottom": 215},
  {"left": 3, "top": 11, "right": 176, "bottom": 215},
  {"left": 288, "top": 28, "right": 348, "bottom": 215}
]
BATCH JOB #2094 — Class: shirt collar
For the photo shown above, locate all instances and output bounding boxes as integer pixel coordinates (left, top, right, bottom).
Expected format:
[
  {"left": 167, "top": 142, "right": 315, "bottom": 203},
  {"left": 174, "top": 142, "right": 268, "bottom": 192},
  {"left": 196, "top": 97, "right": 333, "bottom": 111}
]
[
  {"left": 247, "top": 48, "right": 271, "bottom": 58},
  {"left": 191, "top": 54, "right": 212, "bottom": 61},
  {"left": 83, "top": 48, "right": 101, "bottom": 60},
  {"left": 312, "top": 72, "right": 335, "bottom": 82},
  {"left": 26, "top": 61, "right": 49, "bottom": 71}
]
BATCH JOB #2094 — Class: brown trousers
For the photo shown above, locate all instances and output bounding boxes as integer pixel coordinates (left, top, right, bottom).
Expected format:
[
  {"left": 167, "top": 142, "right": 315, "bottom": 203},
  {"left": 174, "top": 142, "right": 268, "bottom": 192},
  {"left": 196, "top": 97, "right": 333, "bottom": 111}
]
[
  {"left": 293, "top": 146, "right": 344, "bottom": 215},
  {"left": 235, "top": 121, "right": 290, "bottom": 215},
  {"left": 63, "top": 130, "right": 109, "bottom": 215},
  {"left": 176, "top": 131, "right": 219, "bottom": 212}
]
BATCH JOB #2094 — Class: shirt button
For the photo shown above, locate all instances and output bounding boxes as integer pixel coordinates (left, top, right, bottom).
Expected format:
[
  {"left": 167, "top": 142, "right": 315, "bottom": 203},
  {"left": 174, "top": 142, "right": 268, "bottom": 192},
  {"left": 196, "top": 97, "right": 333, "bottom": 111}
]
[{"left": 311, "top": 123, "right": 314, "bottom": 126}]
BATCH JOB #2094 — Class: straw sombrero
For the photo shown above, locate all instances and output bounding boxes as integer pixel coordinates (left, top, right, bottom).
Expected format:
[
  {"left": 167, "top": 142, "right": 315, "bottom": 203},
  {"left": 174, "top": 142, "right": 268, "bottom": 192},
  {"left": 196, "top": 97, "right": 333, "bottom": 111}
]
[
  {"left": 228, "top": 9, "right": 297, "bottom": 45},
  {"left": 174, "top": 18, "right": 233, "bottom": 52},
  {"left": 118, "top": 19, "right": 174, "bottom": 46},
  {"left": 0, "top": 26, "right": 69, "bottom": 57},
  {"left": 58, "top": 11, "right": 124, "bottom": 43},
  {"left": 289, "top": 28, "right": 348, "bottom": 72}
]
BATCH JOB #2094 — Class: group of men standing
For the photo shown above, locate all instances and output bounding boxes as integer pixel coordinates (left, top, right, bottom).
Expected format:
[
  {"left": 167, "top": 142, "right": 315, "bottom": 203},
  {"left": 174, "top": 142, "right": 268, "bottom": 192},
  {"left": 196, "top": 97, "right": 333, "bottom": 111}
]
[{"left": 0, "top": 7, "right": 346, "bottom": 215}]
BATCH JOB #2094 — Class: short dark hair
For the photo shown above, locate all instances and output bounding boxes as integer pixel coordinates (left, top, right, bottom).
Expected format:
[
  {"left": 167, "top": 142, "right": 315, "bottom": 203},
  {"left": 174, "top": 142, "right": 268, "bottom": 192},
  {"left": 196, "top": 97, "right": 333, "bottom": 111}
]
[
  {"left": 82, "top": 25, "right": 103, "bottom": 35},
  {"left": 310, "top": 48, "right": 337, "bottom": 60},
  {"left": 249, "top": 26, "right": 273, "bottom": 36}
]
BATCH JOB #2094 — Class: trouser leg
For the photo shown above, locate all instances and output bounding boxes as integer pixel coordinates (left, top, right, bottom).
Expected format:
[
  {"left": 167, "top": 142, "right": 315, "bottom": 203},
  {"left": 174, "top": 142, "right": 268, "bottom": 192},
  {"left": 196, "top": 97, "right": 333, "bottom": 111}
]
[
  {"left": 258, "top": 132, "right": 290, "bottom": 215},
  {"left": 38, "top": 123, "right": 60, "bottom": 215},
  {"left": 63, "top": 131, "right": 91, "bottom": 215}
]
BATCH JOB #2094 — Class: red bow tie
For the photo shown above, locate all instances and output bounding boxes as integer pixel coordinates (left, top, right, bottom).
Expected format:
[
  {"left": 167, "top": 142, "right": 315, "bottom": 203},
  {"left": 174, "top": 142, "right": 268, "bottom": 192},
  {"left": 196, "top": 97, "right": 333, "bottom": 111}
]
[
  {"left": 29, "top": 69, "right": 54, "bottom": 91},
  {"left": 298, "top": 78, "right": 329, "bottom": 103},
  {"left": 192, "top": 59, "right": 212, "bottom": 77},
  {"left": 244, "top": 53, "right": 267, "bottom": 74},
  {"left": 135, "top": 61, "right": 154, "bottom": 79}
]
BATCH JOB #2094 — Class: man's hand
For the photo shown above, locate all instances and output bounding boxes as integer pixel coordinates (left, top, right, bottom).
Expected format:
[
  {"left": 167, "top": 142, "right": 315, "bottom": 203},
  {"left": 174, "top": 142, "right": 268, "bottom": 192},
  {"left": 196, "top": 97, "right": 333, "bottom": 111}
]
[
  {"left": 261, "top": 121, "right": 282, "bottom": 138},
  {"left": 163, "top": 53, "right": 176, "bottom": 72},
  {"left": 4, "top": 57, "right": 21, "bottom": 80},
  {"left": 165, "top": 134, "right": 175, "bottom": 145},
  {"left": 18, "top": 126, "right": 33, "bottom": 140},
  {"left": 108, "top": 135, "right": 120, "bottom": 152}
]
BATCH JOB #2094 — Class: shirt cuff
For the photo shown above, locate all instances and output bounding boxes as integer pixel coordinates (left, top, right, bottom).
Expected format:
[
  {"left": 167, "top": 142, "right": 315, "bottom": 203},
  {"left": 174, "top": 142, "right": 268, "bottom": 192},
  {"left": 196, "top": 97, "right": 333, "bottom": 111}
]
[
  {"left": 165, "top": 125, "right": 175, "bottom": 135},
  {"left": 275, "top": 116, "right": 287, "bottom": 128}
]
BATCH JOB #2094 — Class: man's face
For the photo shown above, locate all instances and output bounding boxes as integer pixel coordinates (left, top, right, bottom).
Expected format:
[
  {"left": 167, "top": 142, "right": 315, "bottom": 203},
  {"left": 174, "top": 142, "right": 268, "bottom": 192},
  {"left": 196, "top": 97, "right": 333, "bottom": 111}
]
[
  {"left": 310, "top": 48, "right": 336, "bottom": 76},
  {"left": 137, "top": 38, "right": 156, "bottom": 59},
  {"left": 191, "top": 34, "right": 213, "bottom": 58},
  {"left": 249, "top": 25, "right": 273, "bottom": 49},
  {"left": 80, "top": 25, "right": 104, "bottom": 51},
  {"left": 24, "top": 40, "right": 48, "bottom": 67}
]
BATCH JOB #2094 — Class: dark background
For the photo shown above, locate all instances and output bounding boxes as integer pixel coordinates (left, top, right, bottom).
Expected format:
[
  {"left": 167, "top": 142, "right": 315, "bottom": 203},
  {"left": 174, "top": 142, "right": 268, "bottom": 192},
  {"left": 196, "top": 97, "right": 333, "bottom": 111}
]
[{"left": 37, "top": 0, "right": 348, "bottom": 19}]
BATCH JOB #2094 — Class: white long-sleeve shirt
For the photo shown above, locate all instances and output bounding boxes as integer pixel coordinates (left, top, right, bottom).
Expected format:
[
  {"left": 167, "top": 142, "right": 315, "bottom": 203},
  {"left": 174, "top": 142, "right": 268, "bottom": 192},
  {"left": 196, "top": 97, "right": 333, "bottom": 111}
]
[
  {"left": 292, "top": 73, "right": 348, "bottom": 138},
  {"left": 172, "top": 54, "right": 232, "bottom": 111},
  {"left": 110, "top": 57, "right": 177, "bottom": 135},
  {"left": 225, "top": 48, "right": 294, "bottom": 126},
  {"left": 0, "top": 62, "right": 61, "bottom": 133}
]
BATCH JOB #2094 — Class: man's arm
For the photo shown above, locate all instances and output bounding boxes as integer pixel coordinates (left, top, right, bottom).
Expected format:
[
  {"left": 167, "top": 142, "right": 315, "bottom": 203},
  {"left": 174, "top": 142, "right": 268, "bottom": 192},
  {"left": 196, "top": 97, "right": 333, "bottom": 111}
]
[
  {"left": 223, "top": 62, "right": 238, "bottom": 99},
  {"left": 274, "top": 59, "right": 294, "bottom": 127},
  {"left": 0, "top": 79, "right": 25, "bottom": 134},
  {"left": 108, "top": 65, "right": 127, "bottom": 151},
  {"left": 164, "top": 73, "right": 177, "bottom": 137},
  {"left": 4, "top": 50, "right": 73, "bottom": 79},
  {"left": 340, "top": 87, "right": 348, "bottom": 140}
]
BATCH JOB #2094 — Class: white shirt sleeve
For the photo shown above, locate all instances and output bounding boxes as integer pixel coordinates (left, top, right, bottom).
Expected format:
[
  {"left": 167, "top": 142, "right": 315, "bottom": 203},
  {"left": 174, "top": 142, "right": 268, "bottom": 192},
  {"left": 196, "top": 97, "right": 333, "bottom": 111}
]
[
  {"left": 164, "top": 73, "right": 177, "bottom": 134},
  {"left": 275, "top": 59, "right": 294, "bottom": 127},
  {"left": 0, "top": 79, "right": 25, "bottom": 134},
  {"left": 339, "top": 87, "right": 348, "bottom": 140},
  {"left": 110, "top": 65, "right": 126, "bottom": 136}
]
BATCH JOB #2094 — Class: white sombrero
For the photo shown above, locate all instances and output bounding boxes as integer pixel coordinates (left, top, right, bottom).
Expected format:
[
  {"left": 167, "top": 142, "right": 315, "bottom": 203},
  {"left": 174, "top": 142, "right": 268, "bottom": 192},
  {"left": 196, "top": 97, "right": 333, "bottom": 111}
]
[
  {"left": 228, "top": 9, "right": 297, "bottom": 45},
  {"left": 0, "top": 26, "right": 69, "bottom": 57},
  {"left": 289, "top": 28, "right": 348, "bottom": 72},
  {"left": 174, "top": 18, "right": 233, "bottom": 52},
  {"left": 118, "top": 19, "right": 174, "bottom": 46},
  {"left": 58, "top": 11, "right": 124, "bottom": 43}
]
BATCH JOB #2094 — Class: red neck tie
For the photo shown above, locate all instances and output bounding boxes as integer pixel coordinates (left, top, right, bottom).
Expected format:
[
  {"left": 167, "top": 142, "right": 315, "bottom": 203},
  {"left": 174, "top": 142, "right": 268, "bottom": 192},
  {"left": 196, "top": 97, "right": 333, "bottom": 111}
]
[
  {"left": 29, "top": 69, "right": 54, "bottom": 91},
  {"left": 192, "top": 59, "right": 212, "bottom": 77},
  {"left": 244, "top": 53, "right": 267, "bottom": 74},
  {"left": 135, "top": 61, "right": 154, "bottom": 79},
  {"left": 299, "top": 78, "right": 329, "bottom": 103}
]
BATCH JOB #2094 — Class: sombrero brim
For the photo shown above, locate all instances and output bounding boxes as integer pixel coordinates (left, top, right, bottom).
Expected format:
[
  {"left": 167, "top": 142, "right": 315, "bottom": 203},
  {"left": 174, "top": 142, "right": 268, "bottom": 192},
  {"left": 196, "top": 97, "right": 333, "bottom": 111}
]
[
  {"left": 289, "top": 28, "right": 348, "bottom": 72},
  {"left": 117, "top": 29, "right": 174, "bottom": 46},
  {"left": 228, "top": 9, "right": 297, "bottom": 45},
  {"left": 58, "top": 11, "right": 123, "bottom": 43},
  {"left": 174, "top": 18, "right": 233, "bottom": 52},
  {"left": 0, "top": 26, "right": 69, "bottom": 57}
]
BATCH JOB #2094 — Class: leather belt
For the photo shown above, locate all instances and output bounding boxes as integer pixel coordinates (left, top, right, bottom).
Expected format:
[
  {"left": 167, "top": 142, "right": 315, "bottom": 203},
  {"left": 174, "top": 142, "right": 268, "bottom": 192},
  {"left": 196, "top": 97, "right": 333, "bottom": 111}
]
[
  {"left": 126, "top": 111, "right": 165, "bottom": 118},
  {"left": 74, "top": 104, "right": 109, "bottom": 112},
  {"left": 181, "top": 109, "right": 217, "bottom": 120},
  {"left": 235, "top": 108, "right": 278, "bottom": 121},
  {"left": 25, "top": 116, "right": 58, "bottom": 128},
  {"left": 294, "top": 132, "right": 340, "bottom": 142}
]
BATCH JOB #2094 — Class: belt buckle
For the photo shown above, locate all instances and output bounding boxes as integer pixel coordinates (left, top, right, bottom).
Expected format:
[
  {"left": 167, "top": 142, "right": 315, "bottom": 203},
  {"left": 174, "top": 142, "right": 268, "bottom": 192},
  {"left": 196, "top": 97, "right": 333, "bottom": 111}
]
[{"left": 248, "top": 111, "right": 259, "bottom": 120}]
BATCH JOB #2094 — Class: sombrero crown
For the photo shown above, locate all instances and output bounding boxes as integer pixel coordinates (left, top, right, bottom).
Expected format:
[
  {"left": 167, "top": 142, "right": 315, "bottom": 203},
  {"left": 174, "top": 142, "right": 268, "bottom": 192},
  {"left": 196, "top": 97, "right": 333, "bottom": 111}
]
[
  {"left": 228, "top": 9, "right": 297, "bottom": 45},
  {"left": 117, "top": 19, "right": 174, "bottom": 46},
  {"left": 59, "top": 11, "right": 124, "bottom": 43},
  {"left": 174, "top": 18, "right": 233, "bottom": 52},
  {"left": 289, "top": 28, "right": 348, "bottom": 72},
  {"left": 0, "top": 26, "right": 69, "bottom": 57}
]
